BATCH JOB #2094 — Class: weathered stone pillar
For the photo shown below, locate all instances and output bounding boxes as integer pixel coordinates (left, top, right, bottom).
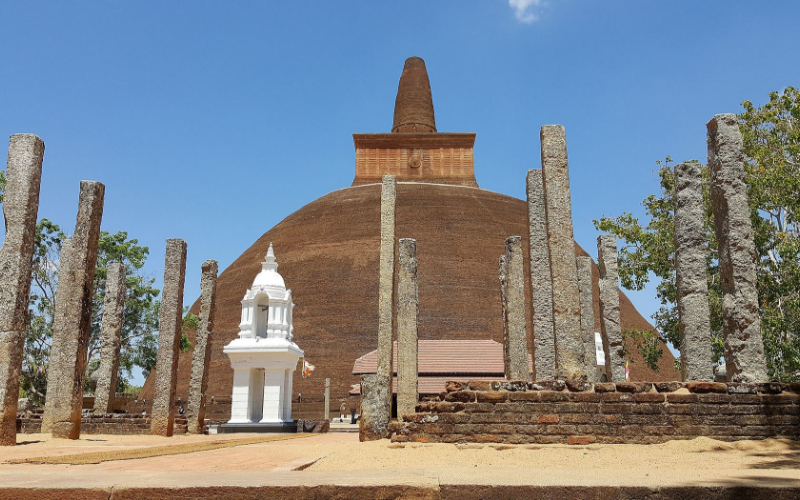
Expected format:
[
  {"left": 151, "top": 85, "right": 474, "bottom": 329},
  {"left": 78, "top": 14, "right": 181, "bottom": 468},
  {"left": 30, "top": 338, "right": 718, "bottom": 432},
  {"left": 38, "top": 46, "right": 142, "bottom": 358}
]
[
  {"left": 376, "top": 175, "right": 396, "bottom": 427},
  {"left": 323, "top": 378, "right": 331, "bottom": 421},
  {"left": 576, "top": 256, "right": 598, "bottom": 382},
  {"left": 396, "top": 238, "right": 419, "bottom": 418},
  {"left": 526, "top": 169, "right": 556, "bottom": 381},
  {"left": 707, "top": 114, "right": 768, "bottom": 382},
  {"left": 499, "top": 255, "right": 509, "bottom": 370},
  {"left": 150, "top": 239, "right": 187, "bottom": 436},
  {"left": 674, "top": 162, "right": 714, "bottom": 382},
  {"left": 0, "top": 134, "right": 44, "bottom": 446},
  {"left": 93, "top": 262, "right": 127, "bottom": 414},
  {"left": 359, "top": 374, "right": 390, "bottom": 441},
  {"left": 540, "top": 125, "right": 585, "bottom": 381},
  {"left": 186, "top": 259, "right": 217, "bottom": 434},
  {"left": 597, "top": 235, "right": 626, "bottom": 382},
  {"left": 500, "top": 236, "right": 529, "bottom": 380},
  {"left": 42, "top": 181, "right": 105, "bottom": 439}
]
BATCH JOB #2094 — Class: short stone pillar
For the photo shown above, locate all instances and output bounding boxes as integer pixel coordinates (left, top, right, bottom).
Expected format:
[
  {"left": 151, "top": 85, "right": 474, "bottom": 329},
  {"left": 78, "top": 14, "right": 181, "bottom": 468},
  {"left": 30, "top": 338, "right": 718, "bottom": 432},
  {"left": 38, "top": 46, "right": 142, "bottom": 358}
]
[
  {"left": 396, "top": 238, "right": 419, "bottom": 418},
  {"left": 323, "top": 378, "right": 331, "bottom": 421},
  {"left": 674, "top": 162, "right": 714, "bottom": 382},
  {"left": 93, "top": 262, "right": 128, "bottom": 414},
  {"left": 150, "top": 239, "right": 187, "bottom": 436},
  {"left": 500, "top": 236, "right": 529, "bottom": 381},
  {"left": 576, "top": 256, "right": 598, "bottom": 382},
  {"left": 359, "top": 374, "right": 390, "bottom": 441},
  {"left": 540, "top": 125, "right": 585, "bottom": 381},
  {"left": 526, "top": 169, "right": 556, "bottom": 381},
  {"left": 707, "top": 114, "right": 768, "bottom": 382},
  {"left": 42, "top": 180, "right": 105, "bottom": 439},
  {"left": 597, "top": 235, "right": 626, "bottom": 382},
  {"left": 376, "top": 175, "right": 396, "bottom": 428},
  {"left": 0, "top": 134, "right": 45, "bottom": 446},
  {"left": 187, "top": 259, "right": 218, "bottom": 434}
]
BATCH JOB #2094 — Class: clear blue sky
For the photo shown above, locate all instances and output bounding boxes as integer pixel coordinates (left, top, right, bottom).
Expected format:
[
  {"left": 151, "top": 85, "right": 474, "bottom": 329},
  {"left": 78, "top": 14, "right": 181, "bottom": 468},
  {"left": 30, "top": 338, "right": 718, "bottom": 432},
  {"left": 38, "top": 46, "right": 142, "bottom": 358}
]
[{"left": 2, "top": 2, "right": 799, "bottom": 378}]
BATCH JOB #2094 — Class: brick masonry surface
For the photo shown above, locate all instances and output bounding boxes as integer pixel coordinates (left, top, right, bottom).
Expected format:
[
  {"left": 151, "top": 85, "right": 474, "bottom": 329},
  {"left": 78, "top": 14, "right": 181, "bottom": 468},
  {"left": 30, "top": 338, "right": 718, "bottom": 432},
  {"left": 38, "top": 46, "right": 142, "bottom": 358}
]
[
  {"left": 18, "top": 411, "right": 189, "bottom": 435},
  {"left": 389, "top": 380, "right": 800, "bottom": 445}
]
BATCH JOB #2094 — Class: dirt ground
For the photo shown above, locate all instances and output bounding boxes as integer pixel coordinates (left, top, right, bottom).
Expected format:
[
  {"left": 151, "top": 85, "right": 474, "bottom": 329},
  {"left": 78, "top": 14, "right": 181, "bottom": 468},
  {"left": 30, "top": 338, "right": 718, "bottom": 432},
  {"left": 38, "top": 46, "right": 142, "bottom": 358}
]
[{"left": 2, "top": 432, "right": 800, "bottom": 490}]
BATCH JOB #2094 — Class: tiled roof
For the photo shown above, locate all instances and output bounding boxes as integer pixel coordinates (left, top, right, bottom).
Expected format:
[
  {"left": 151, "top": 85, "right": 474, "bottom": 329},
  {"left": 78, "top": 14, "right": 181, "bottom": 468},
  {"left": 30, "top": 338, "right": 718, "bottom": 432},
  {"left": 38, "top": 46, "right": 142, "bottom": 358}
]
[
  {"left": 352, "top": 339, "right": 533, "bottom": 375},
  {"left": 349, "top": 375, "right": 502, "bottom": 396}
]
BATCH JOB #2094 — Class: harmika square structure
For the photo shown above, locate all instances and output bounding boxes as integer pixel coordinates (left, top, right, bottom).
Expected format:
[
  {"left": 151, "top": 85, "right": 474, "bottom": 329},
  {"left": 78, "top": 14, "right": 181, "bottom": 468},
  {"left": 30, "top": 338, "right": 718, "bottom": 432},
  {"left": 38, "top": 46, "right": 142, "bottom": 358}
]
[{"left": 222, "top": 244, "right": 304, "bottom": 431}]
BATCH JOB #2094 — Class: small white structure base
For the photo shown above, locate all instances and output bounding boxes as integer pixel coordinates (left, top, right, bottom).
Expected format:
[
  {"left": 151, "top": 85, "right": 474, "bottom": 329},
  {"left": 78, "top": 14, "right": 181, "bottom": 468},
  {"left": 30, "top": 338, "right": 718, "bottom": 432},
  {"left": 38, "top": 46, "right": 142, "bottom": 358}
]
[{"left": 223, "top": 244, "right": 304, "bottom": 425}]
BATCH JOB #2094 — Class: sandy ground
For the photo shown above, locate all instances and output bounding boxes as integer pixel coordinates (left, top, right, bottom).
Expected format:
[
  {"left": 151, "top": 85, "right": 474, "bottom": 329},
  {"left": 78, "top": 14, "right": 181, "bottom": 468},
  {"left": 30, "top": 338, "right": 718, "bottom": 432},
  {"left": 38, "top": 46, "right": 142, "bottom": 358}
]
[{"left": 2, "top": 432, "right": 800, "bottom": 490}]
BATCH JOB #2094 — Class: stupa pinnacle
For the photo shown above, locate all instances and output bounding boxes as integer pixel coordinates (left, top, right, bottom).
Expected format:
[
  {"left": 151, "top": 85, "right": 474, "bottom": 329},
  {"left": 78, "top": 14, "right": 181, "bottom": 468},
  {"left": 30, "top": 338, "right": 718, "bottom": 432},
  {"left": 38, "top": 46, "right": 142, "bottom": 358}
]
[
  {"left": 352, "top": 56, "right": 477, "bottom": 187},
  {"left": 392, "top": 57, "right": 437, "bottom": 133}
]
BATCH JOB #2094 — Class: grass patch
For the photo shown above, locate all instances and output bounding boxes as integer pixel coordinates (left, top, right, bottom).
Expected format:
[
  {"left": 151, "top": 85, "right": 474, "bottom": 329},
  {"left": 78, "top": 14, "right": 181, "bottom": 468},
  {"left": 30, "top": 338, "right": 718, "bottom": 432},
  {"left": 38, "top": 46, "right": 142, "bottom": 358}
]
[{"left": 8, "top": 433, "right": 314, "bottom": 465}]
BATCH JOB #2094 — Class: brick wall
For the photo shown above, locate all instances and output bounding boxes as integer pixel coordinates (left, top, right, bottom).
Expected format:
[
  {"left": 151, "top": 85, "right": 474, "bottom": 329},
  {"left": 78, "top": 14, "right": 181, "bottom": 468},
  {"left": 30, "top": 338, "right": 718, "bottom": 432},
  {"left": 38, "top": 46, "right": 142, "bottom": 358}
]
[
  {"left": 17, "top": 411, "right": 188, "bottom": 435},
  {"left": 389, "top": 380, "right": 800, "bottom": 445}
]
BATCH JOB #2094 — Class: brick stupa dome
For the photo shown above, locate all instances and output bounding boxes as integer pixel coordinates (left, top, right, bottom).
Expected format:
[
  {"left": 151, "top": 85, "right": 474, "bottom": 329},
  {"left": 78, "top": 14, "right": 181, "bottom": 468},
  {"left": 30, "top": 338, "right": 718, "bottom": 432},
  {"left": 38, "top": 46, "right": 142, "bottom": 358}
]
[{"left": 136, "top": 58, "right": 678, "bottom": 417}]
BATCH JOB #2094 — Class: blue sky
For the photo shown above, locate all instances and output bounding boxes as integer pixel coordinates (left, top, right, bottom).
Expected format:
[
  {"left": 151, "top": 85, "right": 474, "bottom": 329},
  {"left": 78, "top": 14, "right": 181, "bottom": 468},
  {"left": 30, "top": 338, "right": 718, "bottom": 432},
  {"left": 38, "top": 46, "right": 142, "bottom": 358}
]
[{"left": 2, "top": 2, "right": 799, "bottom": 379}]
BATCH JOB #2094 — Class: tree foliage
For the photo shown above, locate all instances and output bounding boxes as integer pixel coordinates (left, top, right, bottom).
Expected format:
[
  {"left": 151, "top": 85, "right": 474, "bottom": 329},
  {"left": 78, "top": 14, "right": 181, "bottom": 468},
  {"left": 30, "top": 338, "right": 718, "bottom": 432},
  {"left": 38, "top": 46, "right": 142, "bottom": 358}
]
[
  {"left": 594, "top": 87, "right": 800, "bottom": 380},
  {"left": 0, "top": 172, "right": 195, "bottom": 403}
]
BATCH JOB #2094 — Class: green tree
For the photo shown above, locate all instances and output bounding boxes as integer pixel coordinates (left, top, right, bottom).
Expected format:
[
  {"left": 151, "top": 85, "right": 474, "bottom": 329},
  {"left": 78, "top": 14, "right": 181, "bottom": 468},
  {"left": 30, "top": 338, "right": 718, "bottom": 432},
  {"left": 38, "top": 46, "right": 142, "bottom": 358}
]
[
  {"left": 0, "top": 169, "right": 6, "bottom": 203},
  {"left": 594, "top": 87, "right": 800, "bottom": 380}
]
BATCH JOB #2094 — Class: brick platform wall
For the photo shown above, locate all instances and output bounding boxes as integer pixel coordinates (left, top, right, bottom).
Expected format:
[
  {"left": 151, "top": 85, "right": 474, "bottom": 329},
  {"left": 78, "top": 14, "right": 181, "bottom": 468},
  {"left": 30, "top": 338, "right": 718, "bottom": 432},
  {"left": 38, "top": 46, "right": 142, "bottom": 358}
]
[
  {"left": 17, "top": 411, "right": 189, "bottom": 435},
  {"left": 389, "top": 380, "right": 800, "bottom": 445}
]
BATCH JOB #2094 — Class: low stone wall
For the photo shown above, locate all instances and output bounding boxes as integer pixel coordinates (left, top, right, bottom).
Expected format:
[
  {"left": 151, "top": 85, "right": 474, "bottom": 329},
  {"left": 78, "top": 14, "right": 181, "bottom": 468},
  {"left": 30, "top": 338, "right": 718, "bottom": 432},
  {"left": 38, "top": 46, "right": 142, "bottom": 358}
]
[
  {"left": 389, "top": 380, "right": 800, "bottom": 445},
  {"left": 17, "top": 411, "right": 188, "bottom": 435}
]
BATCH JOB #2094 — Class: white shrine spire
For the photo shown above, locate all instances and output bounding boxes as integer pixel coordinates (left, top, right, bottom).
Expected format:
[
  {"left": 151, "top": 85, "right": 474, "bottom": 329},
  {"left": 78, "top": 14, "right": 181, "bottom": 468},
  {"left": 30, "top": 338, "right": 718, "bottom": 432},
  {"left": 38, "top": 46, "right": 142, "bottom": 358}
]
[{"left": 263, "top": 243, "right": 278, "bottom": 271}]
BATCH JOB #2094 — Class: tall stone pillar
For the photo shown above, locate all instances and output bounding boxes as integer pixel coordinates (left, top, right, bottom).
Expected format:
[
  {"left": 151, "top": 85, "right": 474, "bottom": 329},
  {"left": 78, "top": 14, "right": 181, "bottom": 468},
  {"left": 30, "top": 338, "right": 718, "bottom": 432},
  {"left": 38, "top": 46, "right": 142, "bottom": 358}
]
[
  {"left": 396, "top": 238, "right": 419, "bottom": 418},
  {"left": 500, "top": 236, "right": 529, "bottom": 380},
  {"left": 375, "top": 175, "right": 395, "bottom": 426},
  {"left": 150, "top": 239, "right": 187, "bottom": 436},
  {"left": 597, "top": 235, "right": 626, "bottom": 382},
  {"left": 0, "top": 134, "right": 44, "bottom": 446},
  {"left": 575, "top": 256, "right": 598, "bottom": 382},
  {"left": 42, "top": 181, "right": 105, "bottom": 439},
  {"left": 540, "top": 125, "right": 585, "bottom": 381},
  {"left": 707, "top": 114, "right": 768, "bottom": 382},
  {"left": 93, "top": 262, "right": 127, "bottom": 414},
  {"left": 674, "top": 162, "right": 714, "bottom": 382},
  {"left": 526, "top": 169, "right": 556, "bottom": 381},
  {"left": 359, "top": 374, "right": 390, "bottom": 441},
  {"left": 187, "top": 259, "right": 218, "bottom": 434}
]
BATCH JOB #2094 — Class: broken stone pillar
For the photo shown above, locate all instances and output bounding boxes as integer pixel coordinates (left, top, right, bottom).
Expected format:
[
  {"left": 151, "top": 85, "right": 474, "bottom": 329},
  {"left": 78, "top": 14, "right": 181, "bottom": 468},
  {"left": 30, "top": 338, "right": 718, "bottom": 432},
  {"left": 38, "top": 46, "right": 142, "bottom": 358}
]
[
  {"left": 150, "top": 239, "right": 187, "bottom": 436},
  {"left": 674, "top": 162, "right": 714, "bottom": 382},
  {"left": 540, "top": 125, "right": 585, "bottom": 381},
  {"left": 526, "top": 169, "right": 556, "bottom": 381},
  {"left": 359, "top": 374, "right": 390, "bottom": 441},
  {"left": 597, "top": 235, "right": 626, "bottom": 382},
  {"left": 186, "top": 259, "right": 218, "bottom": 434},
  {"left": 500, "top": 236, "right": 529, "bottom": 381},
  {"left": 324, "top": 378, "right": 331, "bottom": 421},
  {"left": 376, "top": 175, "right": 396, "bottom": 425},
  {"left": 575, "top": 256, "right": 598, "bottom": 382},
  {"left": 42, "top": 181, "right": 105, "bottom": 439},
  {"left": 93, "top": 262, "right": 127, "bottom": 414},
  {"left": 707, "top": 114, "right": 768, "bottom": 382},
  {"left": 0, "top": 134, "right": 45, "bottom": 446},
  {"left": 396, "top": 238, "right": 419, "bottom": 418}
]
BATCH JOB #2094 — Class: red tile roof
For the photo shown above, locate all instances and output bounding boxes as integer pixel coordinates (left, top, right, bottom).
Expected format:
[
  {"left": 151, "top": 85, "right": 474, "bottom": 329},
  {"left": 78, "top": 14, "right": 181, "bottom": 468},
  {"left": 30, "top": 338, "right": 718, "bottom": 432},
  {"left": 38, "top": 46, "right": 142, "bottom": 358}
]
[
  {"left": 349, "top": 375, "right": 503, "bottom": 396},
  {"left": 350, "top": 340, "right": 533, "bottom": 395}
]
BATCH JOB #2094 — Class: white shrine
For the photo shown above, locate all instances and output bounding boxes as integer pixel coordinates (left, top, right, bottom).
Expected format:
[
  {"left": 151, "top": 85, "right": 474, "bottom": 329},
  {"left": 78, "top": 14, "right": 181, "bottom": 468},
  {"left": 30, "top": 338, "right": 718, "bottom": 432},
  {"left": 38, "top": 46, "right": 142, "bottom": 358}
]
[{"left": 223, "top": 243, "right": 304, "bottom": 428}]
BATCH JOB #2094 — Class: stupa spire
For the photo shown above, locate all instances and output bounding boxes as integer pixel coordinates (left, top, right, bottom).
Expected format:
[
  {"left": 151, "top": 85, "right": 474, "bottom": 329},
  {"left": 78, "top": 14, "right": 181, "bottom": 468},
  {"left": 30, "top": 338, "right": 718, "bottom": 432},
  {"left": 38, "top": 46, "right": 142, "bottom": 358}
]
[
  {"left": 392, "top": 57, "right": 437, "bottom": 133},
  {"left": 262, "top": 242, "right": 278, "bottom": 271}
]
